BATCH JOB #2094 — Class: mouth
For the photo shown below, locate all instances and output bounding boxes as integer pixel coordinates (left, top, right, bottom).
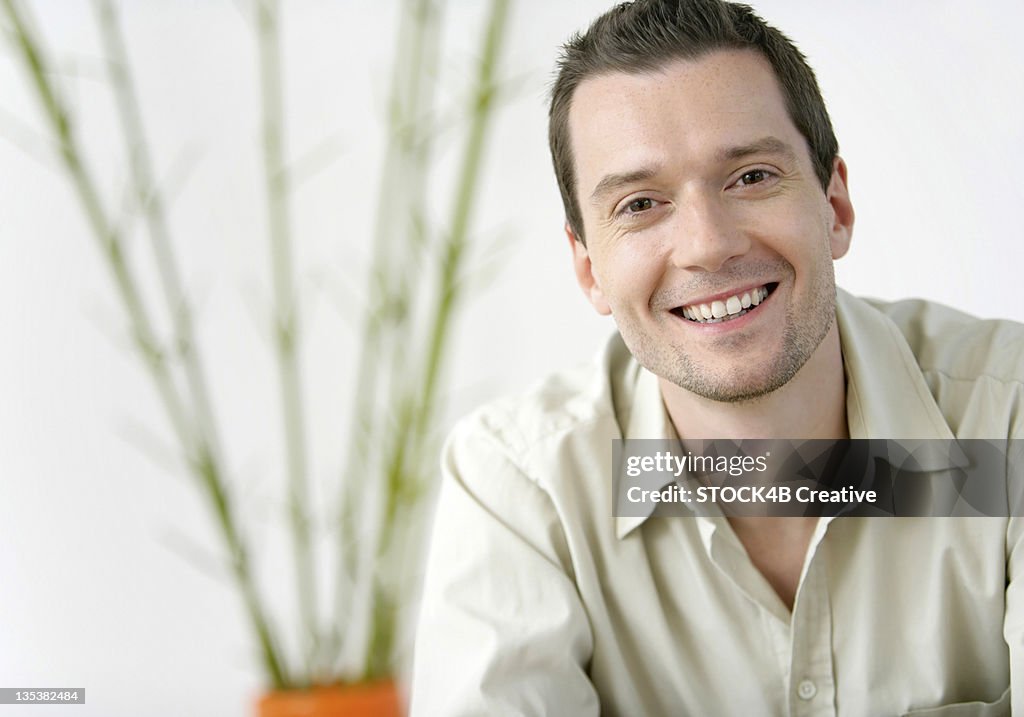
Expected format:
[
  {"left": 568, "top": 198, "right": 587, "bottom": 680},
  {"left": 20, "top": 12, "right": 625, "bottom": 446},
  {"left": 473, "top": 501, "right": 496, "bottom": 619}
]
[{"left": 671, "top": 283, "right": 779, "bottom": 325}]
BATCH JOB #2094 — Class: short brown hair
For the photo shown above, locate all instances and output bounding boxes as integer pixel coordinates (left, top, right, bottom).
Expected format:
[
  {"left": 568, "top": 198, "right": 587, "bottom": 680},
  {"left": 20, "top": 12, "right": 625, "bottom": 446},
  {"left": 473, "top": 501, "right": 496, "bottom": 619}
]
[{"left": 549, "top": 0, "right": 838, "bottom": 244}]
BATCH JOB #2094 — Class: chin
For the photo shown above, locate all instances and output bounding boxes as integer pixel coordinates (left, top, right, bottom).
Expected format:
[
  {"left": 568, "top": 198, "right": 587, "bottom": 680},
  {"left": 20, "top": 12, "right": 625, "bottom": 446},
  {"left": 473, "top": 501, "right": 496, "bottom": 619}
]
[
  {"left": 680, "top": 375, "right": 792, "bottom": 404},
  {"left": 645, "top": 335, "right": 810, "bottom": 404}
]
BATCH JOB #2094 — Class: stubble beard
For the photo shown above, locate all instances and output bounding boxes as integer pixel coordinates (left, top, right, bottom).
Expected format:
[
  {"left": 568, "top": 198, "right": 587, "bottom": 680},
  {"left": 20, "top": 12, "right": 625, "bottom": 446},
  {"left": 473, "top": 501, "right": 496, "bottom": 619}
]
[{"left": 620, "top": 255, "right": 838, "bottom": 405}]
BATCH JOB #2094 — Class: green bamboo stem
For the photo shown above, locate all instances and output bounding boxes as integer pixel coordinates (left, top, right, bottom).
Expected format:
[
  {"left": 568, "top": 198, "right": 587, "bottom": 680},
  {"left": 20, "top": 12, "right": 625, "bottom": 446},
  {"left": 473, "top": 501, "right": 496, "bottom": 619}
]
[
  {"left": 92, "top": 0, "right": 227, "bottom": 511},
  {"left": 337, "top": 0, "right": 436, "bottom": 556},
  {"left": 1, "top": 0, "right": 290, "bottom": 690},
  {"left": 334, "top": 0, "right": 442, "bottom": 676},
  {"left": 96, "top": 0, "right": 290, "bottom": 683},
  {"left": 334, "top": 0, "right": 416, "bottom": 634},
  {"left": 376, "top": 0, "right": 441, "bottom": 389},
  {"left": 373, "top": 0, "right": 442, "bottom": 526},
  {"left": 363, "top": 0, "right": 511, "bottom": 678},
  {"left": 255, "top": 0, "right": 318, "bottom": 684},
  {"left": 417, "top": 0, "right": 509, "bottom": 428},
  {"left": 392, "top": 0, "right": 510, "bottom": 529}
]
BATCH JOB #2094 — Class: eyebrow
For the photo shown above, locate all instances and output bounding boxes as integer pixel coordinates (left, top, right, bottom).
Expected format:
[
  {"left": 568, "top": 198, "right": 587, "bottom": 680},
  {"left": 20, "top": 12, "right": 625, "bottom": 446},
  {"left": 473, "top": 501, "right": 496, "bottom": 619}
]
[
  {"left": 716, "top": 136, "right": 798, "bottom": 163},
  {"left": 589, "top": 166, "right": 660, "bottom": 206},
  {"left": 587, "top": 136, "right": 798, "bottom": 206}
]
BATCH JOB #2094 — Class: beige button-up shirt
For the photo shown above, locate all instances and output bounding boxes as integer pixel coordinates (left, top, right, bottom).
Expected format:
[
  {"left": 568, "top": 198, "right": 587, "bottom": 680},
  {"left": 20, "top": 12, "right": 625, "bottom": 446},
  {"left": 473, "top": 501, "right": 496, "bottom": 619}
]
[{"left": 411, "top": 290, "right": 1024, "bottom": 716}]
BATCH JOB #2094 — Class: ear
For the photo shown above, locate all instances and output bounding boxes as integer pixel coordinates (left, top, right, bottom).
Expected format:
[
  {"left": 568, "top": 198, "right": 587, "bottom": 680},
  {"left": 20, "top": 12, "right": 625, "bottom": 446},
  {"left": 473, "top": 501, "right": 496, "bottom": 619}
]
[
  {"left": 826, "top": 156, "right": 855, "bottom": 260},
  {"left": 567, "top": 223, "right": 612, "bottom": 316}
]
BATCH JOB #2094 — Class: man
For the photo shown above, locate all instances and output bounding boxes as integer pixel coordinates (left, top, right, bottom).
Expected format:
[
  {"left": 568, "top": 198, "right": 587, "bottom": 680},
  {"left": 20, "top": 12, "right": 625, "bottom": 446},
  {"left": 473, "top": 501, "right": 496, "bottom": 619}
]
[{"left": 411, "top": 1, "right": 1024, "bottom": 714}]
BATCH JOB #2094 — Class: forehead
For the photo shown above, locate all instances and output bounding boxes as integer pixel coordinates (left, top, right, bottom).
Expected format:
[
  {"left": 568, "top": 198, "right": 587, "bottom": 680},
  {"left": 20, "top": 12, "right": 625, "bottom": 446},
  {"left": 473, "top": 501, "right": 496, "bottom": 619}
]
[{"left": 568, "top": 49, "right": 808, "bottom": 197}]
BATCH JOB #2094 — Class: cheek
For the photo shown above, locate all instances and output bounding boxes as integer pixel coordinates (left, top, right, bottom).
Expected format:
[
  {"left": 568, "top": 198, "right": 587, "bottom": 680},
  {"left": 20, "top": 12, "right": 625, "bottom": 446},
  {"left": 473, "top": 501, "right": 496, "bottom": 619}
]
[
  {"left": 593, "top": 241, "right": 666, "bottom": 307},
  {"left": 740, "top": 201, "right": 830, "bottom": 260}
]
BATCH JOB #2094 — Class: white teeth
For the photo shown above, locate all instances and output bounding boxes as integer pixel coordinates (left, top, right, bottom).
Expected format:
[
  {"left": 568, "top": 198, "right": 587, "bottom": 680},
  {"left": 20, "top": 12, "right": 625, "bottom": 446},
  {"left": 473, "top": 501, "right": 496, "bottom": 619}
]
[{"left": 679, "top": 285, "right": 771, "bottom": 324}]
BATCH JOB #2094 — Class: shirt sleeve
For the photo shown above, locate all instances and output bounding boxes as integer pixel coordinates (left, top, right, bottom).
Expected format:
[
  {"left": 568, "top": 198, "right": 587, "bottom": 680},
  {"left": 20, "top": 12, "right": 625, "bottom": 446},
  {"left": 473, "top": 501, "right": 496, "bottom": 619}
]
[{"left": 409, "top": 415, "right": 599, "bottom": 716}]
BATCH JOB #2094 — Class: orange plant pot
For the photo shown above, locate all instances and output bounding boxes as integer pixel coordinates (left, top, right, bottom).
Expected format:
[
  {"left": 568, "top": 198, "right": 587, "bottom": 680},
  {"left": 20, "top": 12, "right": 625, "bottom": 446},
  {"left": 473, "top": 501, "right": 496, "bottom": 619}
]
[{"left": 257, "top": 682, "right": 402, "bottom": 717}]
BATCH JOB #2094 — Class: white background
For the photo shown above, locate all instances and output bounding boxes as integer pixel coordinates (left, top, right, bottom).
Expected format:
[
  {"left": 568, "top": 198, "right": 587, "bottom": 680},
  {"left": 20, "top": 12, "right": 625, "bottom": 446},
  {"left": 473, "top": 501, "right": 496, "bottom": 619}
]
[{"left": 2, "top": 1, "right": 1022, "bottom": 715}]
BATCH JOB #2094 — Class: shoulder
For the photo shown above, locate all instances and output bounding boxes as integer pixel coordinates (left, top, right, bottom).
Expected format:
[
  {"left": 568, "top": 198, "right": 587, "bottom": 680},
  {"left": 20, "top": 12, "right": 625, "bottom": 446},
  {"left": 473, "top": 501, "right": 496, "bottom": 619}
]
[
  {"left": 861, "top": 295, "right": 1024, "bottom": 387},
  {"left": 446, "top": 333, "right": 629, "bottom": 487},
  {"left": 845, "top": 293, "right": 1024, "bottom": 437}
]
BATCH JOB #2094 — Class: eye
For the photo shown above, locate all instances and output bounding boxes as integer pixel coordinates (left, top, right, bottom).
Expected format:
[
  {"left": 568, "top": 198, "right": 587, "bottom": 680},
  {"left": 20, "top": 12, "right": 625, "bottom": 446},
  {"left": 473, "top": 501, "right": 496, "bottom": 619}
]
[
  {"left": 622, "top": 197, "right": 655, "bottom": 214},
  {"left": 733, "top": 169, "right": 775, "bottom": 187}
]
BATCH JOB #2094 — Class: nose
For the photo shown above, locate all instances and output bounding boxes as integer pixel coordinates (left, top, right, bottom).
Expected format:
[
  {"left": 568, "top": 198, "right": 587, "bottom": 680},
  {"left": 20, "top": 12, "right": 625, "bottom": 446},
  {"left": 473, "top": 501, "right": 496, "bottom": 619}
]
[{"left": 669, "top": 192, "right": 751, "bottom": 273}]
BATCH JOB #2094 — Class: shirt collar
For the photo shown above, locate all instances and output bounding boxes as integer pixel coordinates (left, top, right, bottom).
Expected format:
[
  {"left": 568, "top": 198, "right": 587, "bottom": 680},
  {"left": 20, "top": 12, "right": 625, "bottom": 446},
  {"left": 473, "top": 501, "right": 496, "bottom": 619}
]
[
  {"left": 614, "top": 365, "right": 674, "bottom": 539},
  {"left": 615, "top": 288, "right": 961, "bottom": 540},
  {"left": 835, "top": 288, "right": 955, "bottom": 441}
]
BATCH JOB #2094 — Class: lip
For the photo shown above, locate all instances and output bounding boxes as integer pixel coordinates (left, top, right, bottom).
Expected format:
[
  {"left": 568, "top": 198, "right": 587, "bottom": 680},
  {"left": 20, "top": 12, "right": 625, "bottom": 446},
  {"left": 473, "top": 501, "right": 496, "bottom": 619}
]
[
  {"left": 671, "top": 282, "right": 779, "bottom": 332},
  {"left": 679, "top": 282, "right": 774, "bottom": 308}
]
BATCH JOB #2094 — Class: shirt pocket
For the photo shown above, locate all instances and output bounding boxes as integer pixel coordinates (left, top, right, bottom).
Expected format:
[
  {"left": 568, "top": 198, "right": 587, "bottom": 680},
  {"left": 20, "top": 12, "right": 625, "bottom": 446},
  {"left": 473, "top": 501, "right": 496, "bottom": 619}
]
[{"left": 900, "top": 686, "right": 1010, "bottom": 717}]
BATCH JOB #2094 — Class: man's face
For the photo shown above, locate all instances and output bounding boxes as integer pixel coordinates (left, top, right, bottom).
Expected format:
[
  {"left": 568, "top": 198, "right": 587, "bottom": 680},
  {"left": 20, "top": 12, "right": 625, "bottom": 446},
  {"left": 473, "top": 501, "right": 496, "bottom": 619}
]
[{"left": 567, "top": 49, "right": 853, "bottom": 403}]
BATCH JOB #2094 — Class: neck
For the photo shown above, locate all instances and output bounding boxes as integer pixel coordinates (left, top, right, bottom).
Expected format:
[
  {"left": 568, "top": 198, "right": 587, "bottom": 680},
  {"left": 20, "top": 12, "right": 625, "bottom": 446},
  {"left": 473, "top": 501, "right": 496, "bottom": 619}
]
[{"left": 660, "top": 322, "right": 848, "bottom": 440}]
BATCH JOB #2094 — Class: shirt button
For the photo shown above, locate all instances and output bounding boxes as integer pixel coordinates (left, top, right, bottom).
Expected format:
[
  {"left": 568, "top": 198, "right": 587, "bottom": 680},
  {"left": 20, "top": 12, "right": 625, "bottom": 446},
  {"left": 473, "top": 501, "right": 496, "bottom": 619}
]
[{"left": 797, "top": 679, "right": 817, "bottom": 700}]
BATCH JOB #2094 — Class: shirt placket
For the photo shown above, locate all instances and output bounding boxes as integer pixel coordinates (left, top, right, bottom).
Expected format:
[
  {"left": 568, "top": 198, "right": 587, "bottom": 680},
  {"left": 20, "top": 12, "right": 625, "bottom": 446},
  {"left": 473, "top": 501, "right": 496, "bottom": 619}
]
[
  {"left": 787, "top": 524, "right": 836, "bottom": 717},
  {"left": 700, "top": 516, "right": 797, "bottom": 714}
]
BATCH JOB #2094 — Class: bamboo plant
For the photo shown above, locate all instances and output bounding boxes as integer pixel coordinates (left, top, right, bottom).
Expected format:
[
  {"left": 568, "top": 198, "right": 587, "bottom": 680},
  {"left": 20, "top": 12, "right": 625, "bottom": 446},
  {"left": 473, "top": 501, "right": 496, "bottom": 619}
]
[{"left": 2, "top": 0, "right": 512, "bottom": 689}]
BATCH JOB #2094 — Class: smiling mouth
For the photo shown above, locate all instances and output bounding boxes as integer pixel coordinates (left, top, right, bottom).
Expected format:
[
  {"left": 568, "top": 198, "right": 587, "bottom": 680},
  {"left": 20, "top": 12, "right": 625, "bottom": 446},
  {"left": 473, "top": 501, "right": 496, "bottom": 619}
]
[{"left": 671, "top": 283, "right": 779, "bottom": 324}]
